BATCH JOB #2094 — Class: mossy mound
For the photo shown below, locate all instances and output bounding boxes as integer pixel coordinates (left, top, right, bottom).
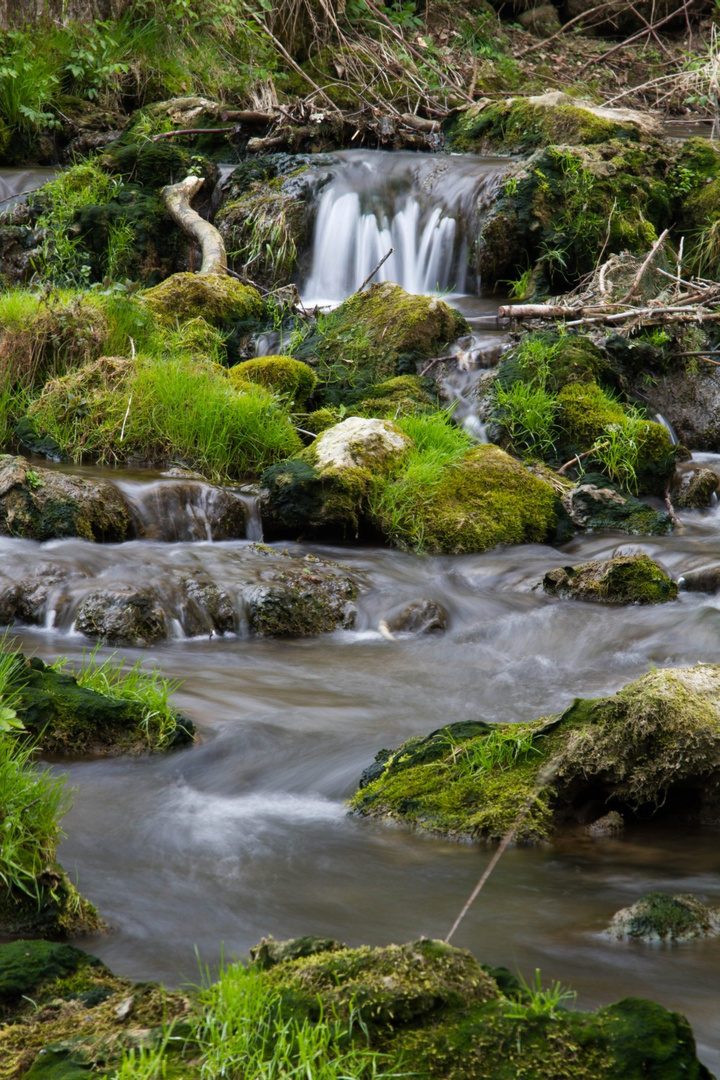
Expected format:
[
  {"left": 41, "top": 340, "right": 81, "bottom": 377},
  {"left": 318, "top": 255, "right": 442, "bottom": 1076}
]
[
  {"left": 543, "top": 554, "right": 678, "bottom": 605},
  {"left": 607, "top": 893, "right": 720, "bottom": 943},
  {"left": 6, "top": 654, "right": 194, "bottom": 755},
  {"left": 556, "top": 382, "right": 676, "bottom": 495},
  {"left": 140, "top": 272, "right": 263, "bottom": 326},
  {"left": 293, "top": 282, "right": 467, "bottom": 404},
  {"left": 674, "top": 467, "right": 720, "bottom": 509},
  {"left": 100, "top": 139, "right": 218, "bottom": 193},
  {"left": 0, "top": 940, "right": 103, "bottom": 1010},
  {"left": 563, "top": 473, "right": 673, "bottom": 535},
  {"left": 372, "top": 444, "right": 563, "bottom": 555},
  {"left": 356, "top": 375, "right": 436, "bottom": 418},
  {"left": 446, "top": 93, "right": 652, "bottom": 155},
  {"left": 351, "top": 664, "right": 720, "bottom": 841},
  {"left": 497, "top": 333, "right": 613, "bottom": 395},
  {"left": 0, "top": 867, "right": 103, "bottom": 941},
  {"left": 229, "top": 355, "right": 317, "bottom": 406},
  {"left": 0, "top": 455, "right": 131, "bottom": 542},
  {"left": 217, "top": 187, "right": 309, "bottom": 290}
]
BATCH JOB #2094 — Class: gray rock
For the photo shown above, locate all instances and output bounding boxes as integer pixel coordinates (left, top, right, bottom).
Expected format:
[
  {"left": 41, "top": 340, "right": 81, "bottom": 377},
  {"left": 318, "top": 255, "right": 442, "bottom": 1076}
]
[
  {"left": 386, "top": 599, "right": 447, "bottom": 634},
  {"left": 246, "top": 553, "right": 357, "bottom": 637},
  {"left": 607, "top": 892, "right": 720, "bottom": 943},
  {"left": 678, "top": 566, "right": 720, "bottom": 593},
  {"left": 586, "top": 811, "right": 624, "bottom": 837},
  {"left": 674, "top": 467, "right": 719, "bottom": 509},
  {"left": 75, "top": 587, "right": 167, "bottom": 645},
  {"left": 179, "top": 574, "right": 236, "bottom": 636},
  {"left": 563, "top": 473, "right": 672, "bottom": 535}
]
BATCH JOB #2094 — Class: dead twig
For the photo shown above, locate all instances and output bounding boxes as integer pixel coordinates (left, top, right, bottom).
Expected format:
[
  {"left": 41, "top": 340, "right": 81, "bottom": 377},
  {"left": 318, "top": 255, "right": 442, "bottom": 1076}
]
[
  {"left": 665, "top": 488, "right": 682, "bottom": 528},
  {"left": 578, "top": 0, "right": 694, "bottom": 75},
  {"left": 557, "top": 442, "right": 610, "bottom": 475},
  {"left": 355, "top": 247, "right": 394, "bottom": 294},
  {"left": 617, "top": 228, "right": 670, "bottom": 304},
  {"left": 419, "top": 354, "right": 457, "bottom": 376}
]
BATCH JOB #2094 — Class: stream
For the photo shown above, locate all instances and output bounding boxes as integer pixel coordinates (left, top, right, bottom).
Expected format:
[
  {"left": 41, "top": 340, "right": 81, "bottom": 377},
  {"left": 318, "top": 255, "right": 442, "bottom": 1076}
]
[{"left": 1, "top": 151, "right": 720, "bottom": 1071}]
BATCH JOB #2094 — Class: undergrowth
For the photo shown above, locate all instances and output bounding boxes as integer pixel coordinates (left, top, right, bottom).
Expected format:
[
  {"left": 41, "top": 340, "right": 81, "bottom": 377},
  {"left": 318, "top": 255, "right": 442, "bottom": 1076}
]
[{"left": 52, "top": 647, "right": 184, "bottom": 752}]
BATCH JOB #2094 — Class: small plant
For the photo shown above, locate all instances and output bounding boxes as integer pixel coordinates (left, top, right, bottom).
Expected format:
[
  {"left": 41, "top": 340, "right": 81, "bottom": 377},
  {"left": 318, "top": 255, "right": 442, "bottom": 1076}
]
[
  {"left": 503, "top": 969, "right": 576, "bottom": 1021},
  {"left": 494, "top": 380, "right": 559, "bottom": 460},
  {"left": 25, "top": 470, "right": 43, "bottom": 490},
  {"left": 590, "top": 414, "right": 649, "bottom": 492},
  {"left": 52, "top": 647, "right": 184, "bottom": 752},
  {"left": 447, "top": 727, "right": 541, "bottom": 777}
]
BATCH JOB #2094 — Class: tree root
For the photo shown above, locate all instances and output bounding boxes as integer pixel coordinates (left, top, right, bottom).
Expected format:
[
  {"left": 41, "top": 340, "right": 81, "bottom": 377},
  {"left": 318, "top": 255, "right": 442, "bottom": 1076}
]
[{"left": 161, "top": 176, "right": 227, "bottom": 276}]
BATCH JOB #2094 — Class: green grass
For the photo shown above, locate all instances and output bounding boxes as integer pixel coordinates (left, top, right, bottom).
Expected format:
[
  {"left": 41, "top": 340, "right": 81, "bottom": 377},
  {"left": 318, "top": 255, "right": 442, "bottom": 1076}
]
[
  {"left": 52, "top": 647, "right": 184, "bottom": 753},
  {"left": 368, "top": 411, "right": 474, "bottom": 551},
  {"left": 493, "top": 380, "right": 559, "bottom": 461},
  {"left": 503, "top": 969, "right": 576, "bottom": 1022},
  {"left": 446, "top": 726, "right": 542, "bottom": 778}
]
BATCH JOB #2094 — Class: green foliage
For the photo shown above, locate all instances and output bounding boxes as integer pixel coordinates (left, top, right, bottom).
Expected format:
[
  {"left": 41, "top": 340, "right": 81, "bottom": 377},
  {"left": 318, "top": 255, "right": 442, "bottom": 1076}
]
[
  {"left": 0, "top": 31, "right": 59, "bottom": 138},
  {"left": 503, "top": 970, "right": 576, "bottom": 1022},
  {"left": 191, "top": 960, "right": 397, "bottom": 1080},
  {"left": 494, "top": 381, "right": 559, "bottom": 460},
  {"left": 51, "top": 648, "right": 184, "bottom": 753},
  {"left": 447, "top": 726, "right": 542, "bottom": 778},
  {"left": 229, "top": 355, "right": 317, "bottom": 407}
]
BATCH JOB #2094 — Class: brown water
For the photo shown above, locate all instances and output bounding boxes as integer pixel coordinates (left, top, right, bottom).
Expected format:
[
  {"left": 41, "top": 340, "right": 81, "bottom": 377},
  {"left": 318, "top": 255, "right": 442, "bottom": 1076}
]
[{"left": 4, "top": 458, "right": 720, "bottom": 1071}]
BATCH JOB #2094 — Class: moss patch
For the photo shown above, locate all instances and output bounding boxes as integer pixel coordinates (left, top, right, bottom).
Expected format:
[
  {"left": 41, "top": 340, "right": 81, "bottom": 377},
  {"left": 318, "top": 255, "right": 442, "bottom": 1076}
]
[
  {"left": 542, "top": 554, "right": 678, "bottom": 605},
  {"left": 140, "top": 273, "right": 263, "bottom": 326},
  {"left": 229, "top": 355, "right": 317, "bottom": 406},
  {"left": 607, "top": 893, "right": 720, "bottom": 943}
]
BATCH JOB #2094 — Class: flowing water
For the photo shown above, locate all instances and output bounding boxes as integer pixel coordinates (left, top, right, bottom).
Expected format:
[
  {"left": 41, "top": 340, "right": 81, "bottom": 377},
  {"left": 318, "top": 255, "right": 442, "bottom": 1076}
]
[
  {"left": 301, "top": 150, "right": 508, "bottom": 306},
  {"left": 3, "top": 457, "right": 720, "bottom": 1070},
  {"left": 0, "top": 167, "right": 56, "bottom": 211}
]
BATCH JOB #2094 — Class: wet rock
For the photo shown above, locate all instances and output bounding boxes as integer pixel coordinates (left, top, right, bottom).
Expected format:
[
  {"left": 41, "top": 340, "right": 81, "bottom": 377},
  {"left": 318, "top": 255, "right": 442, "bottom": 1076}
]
[
  {"left": 586, "top": 810, "right": 624, "bottom": 837},
  {"left": 607, "top": 893, "right": 720, "bottom": 943},
  {"left": 126, "top": 480, "right": 248, "bottom": 542},
  {"left": 386, "top": 600, "right": 447, "bottom": 634},
  {"left": 0, "top": 567, "right": 73, "bottom": 627},
  {"left": 247, "top": 552, "right": 357, "bottom": 637},
  {"left": 674, "top": 467, "right": 720, "bottom": 509},
  {"left": 0, "top": 455, "right": 132, "bottom": 542},
  {"left": 678, "top": 566, "right": 720, "bottom": 593},
  {"left": 564, "top": 473, "right": 672, "bottom": 535},
  {"left": 542, "top": 554, "right": 677, "bottom": 605},
  {"left": 180, "top": 574, "right": 236, "bottom": 636},
  {"left": 0, "top": 865, "right": 103, "bottom": 942},
  {"left": 140, "top": 272, "right": 263, "bottom": 326},
  {"left": 75, "top": 587, "right": 167, "bottom": 646},
  {"left": 351, "top": 664, "right": 720, "bottom": 841},
  {"left": 250, "top": 935, "right": 343, "bottom": 970}
]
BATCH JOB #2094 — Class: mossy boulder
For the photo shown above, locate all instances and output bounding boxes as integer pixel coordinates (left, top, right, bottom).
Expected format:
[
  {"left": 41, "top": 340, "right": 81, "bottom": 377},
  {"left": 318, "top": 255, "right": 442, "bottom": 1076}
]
[
  {"left": 372, "top": 444, "right": 565, "bottom": 555},
  {"left": 294, "top": 282, "right": 467, "bottom": 405},
  {"left": 356, "top": 375, "right": 436, "bottom": 418},
  {"left": 246, "top": 548, "right": 358, "bottom": 636},
  {"left": 0, "top": 940, "right": 103, "bottom": 1010},
  {"left": 351, "top": 664, "right": 720, "bottom": 841},
  {"left": 0, "top": 455, "right": 131, "bottom": 543},
  {"left": 140, "top": 272, "right": 263, "bottom": 326},
  {"left": 261, "top": 417, "right": 413, "bottom": 540},
  {"left": 555, "top": 382, "right": 676, "bottom": 496},
  {"left": 229, "top": 355, "right": 317, "bottom": 406},
  {"left": 563, "top": 473, "right": 672, "bottom": 535},
  {"left": 245, "top": 936, "right": 711, "bottom": 1080},
  {"left": 607, "top": 893, "right": 720, "bottom": 943},
  {"left": 446, "top": 92, "right": 659, "bottom": 155},
  {"left": 6, "top": 654, "right": 194, "bottom": 755},
  {"left": 543, "top": 554, "right": 678, "bottom": 605},
  {"left": 674, "top": 467, "right": 720, "bottom": 509}
]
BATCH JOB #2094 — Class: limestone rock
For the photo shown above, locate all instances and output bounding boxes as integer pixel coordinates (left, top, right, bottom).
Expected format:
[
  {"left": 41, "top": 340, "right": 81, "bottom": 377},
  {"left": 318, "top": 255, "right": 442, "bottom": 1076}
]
[
  {"left": 607, "top": 893, "right": 720, "bottom": 943},
  {"left": 542, "top": 554, "right": 677, "bottom": 604},
  {"left": 386, "top": 599, "right": 447, "bottom": 634},
  {"left": 313, "top": 417, "right": 412, "bottom": 472},
  {"left": 0, "top": 455, "right": 131, "bottom": 542},
  {"left": 75, "top": 586, "right": 168, "bottom": 646}
]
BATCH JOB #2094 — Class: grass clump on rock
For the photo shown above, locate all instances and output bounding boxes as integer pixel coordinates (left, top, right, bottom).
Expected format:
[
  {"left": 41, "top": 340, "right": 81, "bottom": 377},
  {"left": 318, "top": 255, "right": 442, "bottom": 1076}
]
[
  {"left": 139, "top": 271, "right": 263, "bottom": 326},
  {"left": 351, "top": 664, "right": 720, "bottom": 842}
]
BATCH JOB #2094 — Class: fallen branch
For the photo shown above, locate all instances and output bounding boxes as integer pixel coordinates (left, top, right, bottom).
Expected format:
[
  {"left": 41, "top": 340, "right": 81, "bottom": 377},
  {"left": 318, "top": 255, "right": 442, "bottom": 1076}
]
[
  {"left": 161, "top": 175, "right": 227, "bottom": 275},
  {"left": 356, "top": 247, "right": 394, "bottom": 294},
  {"left": 419, "top": 354, "right": 457, "bottom": 376},
  {"left": 557, "top": 442, "right": 610, "bottom": 475},
  {"left": 151, "top": 126, "right": 238, "bottom": 142},
  {"left": 578, "top": 0, "right": 694, "bottom": 74},
  {"left": 618, "top": 228, "right": 670, "bottom": 304},
  {"left": 665, "top": 488, "right": 682, "bottom": 529},
  {"left": 220, "top": 109, "right": 277, "bottom": 124}
]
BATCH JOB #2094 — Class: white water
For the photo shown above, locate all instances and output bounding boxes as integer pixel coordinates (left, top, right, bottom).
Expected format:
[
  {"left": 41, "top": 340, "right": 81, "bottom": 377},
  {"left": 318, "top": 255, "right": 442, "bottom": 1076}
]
[{"left": 302, "top": 150, "right": 508, "bottom": 306}]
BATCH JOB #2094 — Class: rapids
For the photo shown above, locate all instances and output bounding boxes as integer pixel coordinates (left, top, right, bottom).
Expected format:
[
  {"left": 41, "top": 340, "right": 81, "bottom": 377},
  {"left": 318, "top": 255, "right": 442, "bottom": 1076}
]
[{"left": 3, "top": 456, "right": 720, "bottom": 1071}]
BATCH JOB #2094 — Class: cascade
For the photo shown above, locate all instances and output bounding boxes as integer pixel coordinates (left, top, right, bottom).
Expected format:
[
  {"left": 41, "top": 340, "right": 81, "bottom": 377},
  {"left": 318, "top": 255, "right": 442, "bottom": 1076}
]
[{"left": 301, "top": 150, "right": 508, "bottom": 306}]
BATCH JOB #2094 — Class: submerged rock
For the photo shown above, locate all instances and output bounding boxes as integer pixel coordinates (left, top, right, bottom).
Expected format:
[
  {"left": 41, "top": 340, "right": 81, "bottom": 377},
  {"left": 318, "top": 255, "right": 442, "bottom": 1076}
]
[
  {"left": 75, "top": 586, "right": 168, "bottom": 646},
  {"left": 140, "top": 272, "right": 263, "bottom": 325},
  {"left": 674, "top": 467, "right": 720, "bottom": 509},
  {"left": 542, "top": 554, "right": 677, "bottom": 605},
  {"left": 563, "top": 473, "right": 672, "bottom": 535},
  {"left": 351, "top": 664, "right": 720, "bottom": 841},
  {"left": 586, "top": 810, "right": 625, "bottom": 837},
  {"left": 0, "top": 455, "right": 131, "bottom": 542},
  {"left": 679, "top": 566, "right": 720, "bottom": 593},
  {"left": 179, "top": 574, "right": 236, "bottom": 636},
  {"left": 386, "top": 599, "right": 447, "bottom": 635},
  {"left": 607, "top": 893, "right": 720, "bottom": 943}
]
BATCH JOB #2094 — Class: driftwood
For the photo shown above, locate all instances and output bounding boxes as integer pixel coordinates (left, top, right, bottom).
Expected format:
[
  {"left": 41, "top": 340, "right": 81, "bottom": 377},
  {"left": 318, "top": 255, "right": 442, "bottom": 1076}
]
[
  {"left": 220, "top": 109, "right": 277, "bottom": 124},
  {"left": 161, "top": 176, "right": 227, "bottom": 275}
]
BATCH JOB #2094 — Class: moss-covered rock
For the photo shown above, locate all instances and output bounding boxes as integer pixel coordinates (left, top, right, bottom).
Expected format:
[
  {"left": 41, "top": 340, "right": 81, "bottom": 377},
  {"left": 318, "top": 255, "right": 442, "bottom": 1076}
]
[
  {"left": 0, "top": 940, "right": 103, "bottom": 1010},
  {"left": 351, "top": 664, "right": 720, "bottom": 841},
  {"left": 607, "top": 893, "right": 720, "bottom": 943},
  {"left": 293, "top": 282, "right": 467, "bottom": 404},
  {"left": 563, "top": 473, "right": 673, "bottom": 534},
  {"left": 0, "top": 455, "right": 131, "bottom": 542},
  {"left": 446, "top": 92, "right": 659, "bottom": 155},
  {"left": 674, "top": 467, "right": 720, "bottom": 509},
  {"left": 140, "top": 272, "right": 263, "bottom": 326},
  {"left": 6, "top": 653, "right": 193, "bottom": 755},
  {"left": 0, "top": 867, "right": 103, "bottom": 942},
  {"left": 74, "top": 586, "right": 169, "bottom": 648},
  {"left": 555, "top": 382, "right": 676, "bottom": 495},
  {"left": 542, "top": 554, "right": 678, "bottom": 605},
  {"left": 372, "top": 444, "right": 564, "bottom": 555},
  {"left": 356, "top": 375, "right": 436, "bottom": 418},
  {"left": 217, "top": 187, "right": 309, "bottom": 290},
  {"left": 229, "top": 355, "right": 317, "bottom": 406},
  {"left": 246, "top": 549, "right": 358, "bottom": 637}
]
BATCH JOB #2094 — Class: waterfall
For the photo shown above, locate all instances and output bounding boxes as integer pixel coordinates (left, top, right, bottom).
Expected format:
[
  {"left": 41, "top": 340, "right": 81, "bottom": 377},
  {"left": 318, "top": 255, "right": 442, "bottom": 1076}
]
[{"left": 301, "top": 150, "right": 507, "bottom": 306}]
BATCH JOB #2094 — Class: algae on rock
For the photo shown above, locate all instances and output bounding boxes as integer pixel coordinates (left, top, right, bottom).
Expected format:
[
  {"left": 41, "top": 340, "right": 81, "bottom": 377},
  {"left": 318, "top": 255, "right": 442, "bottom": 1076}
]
[
  {"left": 607, "top": 893, "right": 720, "bottom": 943},
  {"left": 543, "top": 554, "right": 678, "bottom": 605}
]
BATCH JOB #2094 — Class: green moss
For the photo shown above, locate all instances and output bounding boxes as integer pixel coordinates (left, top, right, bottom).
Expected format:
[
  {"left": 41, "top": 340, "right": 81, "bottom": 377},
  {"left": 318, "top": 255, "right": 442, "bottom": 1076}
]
[
  {"left": 260, "top": 457, "right": 371, "bottom": 540},
  {"left": 229, "top": 355, "right": 317, "bottom": 406},
  {"left": 372, "top": 444, "right": 561, "bottom": 555},
  {"left": 446, "top": 98, "right": 634, "bottom": 155},
  {"left": 140, "top": 272, "right": 263, "bottom": 326},
  {"left": 565, "top": 473, "right": 672, "bottom": 535},
  {"left": 352, "top": 663, "right": 720, "bottom": 840},
  {"left": 217, "top": 188, "right": 308, "bottom": 289},
  {"left": 0, "top": 868, "right": 103, "bottom": 941},
  {"left": 610, "top": 893, "right": 720, "bottom": 943},
  {"left": 293, "top": 283, "right": 467, "bottom": 405},
  {"left": 543, "top": 554, "right": 678, "bottom": 605},
  {"left": 99, "top": 141, "right": 217, "bottom": 192},
  {"left": 356, "top": 375, "right": 436, "bottom": 418}
]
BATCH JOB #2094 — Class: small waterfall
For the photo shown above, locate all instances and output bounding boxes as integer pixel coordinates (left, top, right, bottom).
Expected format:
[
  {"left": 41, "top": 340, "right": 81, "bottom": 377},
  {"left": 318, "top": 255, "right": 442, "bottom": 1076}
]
[
  {"left": 0, "top": 167, "right": 56, "bottom": 213},
  {"left": 436, "top": 332, "right": 510, "bottom": 443},
  {"left": 302, "top": 150, "right": 507, "bottom": 305},
  {"left": 111, "top": 478, "right": 248, "bottom": 542}
]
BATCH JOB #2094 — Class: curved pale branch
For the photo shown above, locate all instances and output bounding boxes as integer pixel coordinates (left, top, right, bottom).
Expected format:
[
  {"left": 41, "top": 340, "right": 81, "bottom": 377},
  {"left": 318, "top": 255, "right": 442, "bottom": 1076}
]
[{"left": 161, "top": 176, "right": 227, "bottom": 276}]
